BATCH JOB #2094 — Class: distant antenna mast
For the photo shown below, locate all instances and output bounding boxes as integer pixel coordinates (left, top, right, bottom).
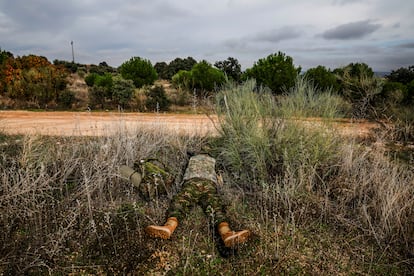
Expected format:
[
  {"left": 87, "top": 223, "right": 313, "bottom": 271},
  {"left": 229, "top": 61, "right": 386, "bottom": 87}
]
[{"left": 71, "top": 41, "right": 75, "bottom": 63}]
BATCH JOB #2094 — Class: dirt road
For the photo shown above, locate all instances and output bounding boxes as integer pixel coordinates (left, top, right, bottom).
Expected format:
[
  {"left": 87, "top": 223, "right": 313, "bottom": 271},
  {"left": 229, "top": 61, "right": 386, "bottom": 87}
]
[
  {"left": 0, "top": 111, "right": 217, "bottom": 136},
  {"left": 0, "top": 111, "right": 378, "bottom": 137}
]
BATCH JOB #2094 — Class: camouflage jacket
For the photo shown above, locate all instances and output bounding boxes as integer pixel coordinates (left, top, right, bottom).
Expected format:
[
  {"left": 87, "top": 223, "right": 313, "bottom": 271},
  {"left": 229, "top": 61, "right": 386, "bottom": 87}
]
[{"left": 183, "top": 154, "right": 217, "bottom": 184}]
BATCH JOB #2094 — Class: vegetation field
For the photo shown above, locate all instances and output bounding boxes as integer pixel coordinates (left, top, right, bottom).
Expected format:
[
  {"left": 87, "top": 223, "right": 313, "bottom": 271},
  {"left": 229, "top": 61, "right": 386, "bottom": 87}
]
[{"left": 1, "top": 80, "right": 413, "bottom": 275}]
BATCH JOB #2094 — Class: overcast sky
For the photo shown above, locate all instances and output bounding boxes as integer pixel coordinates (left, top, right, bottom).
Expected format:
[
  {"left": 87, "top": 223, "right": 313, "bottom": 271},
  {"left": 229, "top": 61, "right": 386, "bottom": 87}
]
[{"left": 1, "top": 0, "right": 413, "bottom": 71}]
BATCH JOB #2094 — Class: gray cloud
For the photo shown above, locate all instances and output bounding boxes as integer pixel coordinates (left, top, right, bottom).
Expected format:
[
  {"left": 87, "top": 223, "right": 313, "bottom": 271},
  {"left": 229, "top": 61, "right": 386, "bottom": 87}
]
[
  {"left": 395, "top": 42, "right": 414, "bottom": 49},
  {"left": 253, "top": 26, "right": 302, "bottom": 43},
  {"left": 322, "top": 20, "right": 381, "bottom": 40},
  {"left": 0, "top": 0, "right": 413, "bottom": 72},
  {"left": 332, "top": 0, "right": 364, "bottom": 5}
]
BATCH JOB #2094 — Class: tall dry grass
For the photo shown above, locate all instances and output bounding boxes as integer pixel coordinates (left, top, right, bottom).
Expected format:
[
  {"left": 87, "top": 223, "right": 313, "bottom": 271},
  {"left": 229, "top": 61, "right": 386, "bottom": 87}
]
[
  {"left": 0, "top": 77, "right": 413, "bottom": 274},
  {"left": 214, "top": 78, "right": 414, "bottom": 265},
  {"left": 0, "top": 126, "right": 205, "bottom": 274}
]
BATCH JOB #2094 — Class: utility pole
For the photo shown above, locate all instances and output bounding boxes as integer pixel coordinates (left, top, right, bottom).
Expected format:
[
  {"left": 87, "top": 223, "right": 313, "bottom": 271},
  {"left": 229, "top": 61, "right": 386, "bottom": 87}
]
[{"left": 71, "top": 41, "right": 75, "bottom": 63}]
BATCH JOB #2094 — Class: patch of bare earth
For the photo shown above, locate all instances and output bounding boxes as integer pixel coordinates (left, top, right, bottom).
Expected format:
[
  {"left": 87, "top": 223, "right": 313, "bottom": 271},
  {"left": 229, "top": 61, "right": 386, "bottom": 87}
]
[{"left": 0, "top": 111, "right": 379, "bottom": 138}]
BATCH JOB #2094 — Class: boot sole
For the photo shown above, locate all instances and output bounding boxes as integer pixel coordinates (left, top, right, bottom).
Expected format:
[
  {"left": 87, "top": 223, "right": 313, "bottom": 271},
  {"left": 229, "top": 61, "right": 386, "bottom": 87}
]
[
  {"left": 223, "top": 230, "right": 250, "bottom": 248},
  {"left": 145, "top": 226, "right": 171, "bottom": 239}
]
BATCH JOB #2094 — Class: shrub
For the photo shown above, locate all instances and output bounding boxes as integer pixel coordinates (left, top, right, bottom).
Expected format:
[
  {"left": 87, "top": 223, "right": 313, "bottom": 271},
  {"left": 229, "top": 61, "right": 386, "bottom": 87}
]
[
  {"left": 145, "top": 85, "right": 171, "bottom": 111},
  {"left": 214, "top": 80, "right": 341, "bottom": 188},
  {"left": 119, "top": 57, "right": 158, "bottom": 88},
  {"left": 278, "top": 76, "right": 348, "bottom": 118},
  {"left": 304, "top": 65, "right": 340, "bottom": 92},
  {"left": 244, "top": 51, "right": 301, "bottom": 94},
  {"left": 112, "top": 76, "right": 135, "bottom": 109},
  {"left": 57, "top": 89, "right": 75, "bottom": 108}
]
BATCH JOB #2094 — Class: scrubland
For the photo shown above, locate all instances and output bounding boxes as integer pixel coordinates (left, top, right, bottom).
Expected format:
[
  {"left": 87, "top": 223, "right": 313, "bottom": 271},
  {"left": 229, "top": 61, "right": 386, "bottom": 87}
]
[{"left": 1, "top": 79, "right": 413, "bottom": 275}]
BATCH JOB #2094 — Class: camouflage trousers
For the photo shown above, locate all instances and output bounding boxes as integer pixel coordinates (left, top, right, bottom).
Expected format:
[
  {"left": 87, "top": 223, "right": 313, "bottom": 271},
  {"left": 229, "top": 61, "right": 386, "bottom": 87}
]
[{"left": 167, "top": 178, "right": 227, "bottom": 226}]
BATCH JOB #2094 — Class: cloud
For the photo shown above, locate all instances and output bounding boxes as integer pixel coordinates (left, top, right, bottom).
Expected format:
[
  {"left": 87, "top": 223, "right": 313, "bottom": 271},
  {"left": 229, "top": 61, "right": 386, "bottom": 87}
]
[
  {"left": 322, "top": 20, "right": 381, "bottom": 40},
  {"left": 332, "top": 0, "right": 364, "bottom": 5},
  {"left": 395, "top": 42, "right": 414, "bottom": 49},
  {"left": 253, "top": 26, "right": 302, "bottom": 43}
]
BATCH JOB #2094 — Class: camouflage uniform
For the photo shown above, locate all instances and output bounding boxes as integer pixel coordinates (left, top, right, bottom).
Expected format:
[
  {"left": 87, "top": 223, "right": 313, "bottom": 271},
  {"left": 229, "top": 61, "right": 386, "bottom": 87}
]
[{"left": 167, "top": 154, "right": 227, "bottom": 226}]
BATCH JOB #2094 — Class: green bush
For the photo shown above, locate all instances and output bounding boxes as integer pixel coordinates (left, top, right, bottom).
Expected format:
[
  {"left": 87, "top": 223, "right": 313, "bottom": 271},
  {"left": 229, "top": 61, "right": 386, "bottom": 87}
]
[
  {"left": 172, "top": 61, "right": 226, "bottom": 93},
  {"left": 57, "top": 89, "right": 75, "bottom": 108},
  {"left": 119, "top": 57, "right": 158, "bottom": 88},
  {"left": 112, "top": 76, "right": 135, "bottom": 108},
  {"left": 145, "top": 85, "right": 171, "bottom": 111},
  {"left": 304, "top": 65, "right": 340, "bottom": 92},
  {"left": 244, "top": 51, "right": 301, "bottom": 94}
]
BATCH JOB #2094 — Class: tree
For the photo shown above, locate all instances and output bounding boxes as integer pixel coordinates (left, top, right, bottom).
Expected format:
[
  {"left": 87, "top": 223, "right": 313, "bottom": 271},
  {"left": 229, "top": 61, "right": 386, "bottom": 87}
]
[
  {"left": 244, "top": 52, "right": 301, "bottom": 94},
  {"left": 380, "top": 81, "right": 407, "bottom": 105},
  {"left": 87, "top": 73, "right": 113, "bottom": 109},
  {"left": 165, "top": 57, "right": 197, "bottom": 79},
  {"left": 145, "top": 85, "right": 171, "bottom": 111},
  {"left": 85, "top": 73, "right": 99, "bottom": 87},
  {"left": 214, "top": 57, "right": 242, "bottom": 82},
  {"left": 172, "top": 70, "right": 193, "bottom": 90},
  {"left": 191, "top": 60, "right": 226, "bottom": 92},
  {"left": 304, "top": 65, "right": 339, "bottom": 92},
  {"left": 334, "top": 63, "right": 382, "bottom": 118},
  {"left": 154, "top": 62, "right": 169, "bottom": 79},
  {"left": 119, "top": 57, "right": 158, "bottom": 88},
  {"left": 333, "top": 63, "right": 374, "bottom": 79},
  {"left": 172, "top": 61, "right": 226, "bottom": 93},
  {"left": 386, "top": 66, "right": 414, "bottom": 85},
  {"left": 0, "top": 48, "right": 13, "bottom": 65},
  {"left": 112, "top": 76, "right": 135, "bottom": 108}
]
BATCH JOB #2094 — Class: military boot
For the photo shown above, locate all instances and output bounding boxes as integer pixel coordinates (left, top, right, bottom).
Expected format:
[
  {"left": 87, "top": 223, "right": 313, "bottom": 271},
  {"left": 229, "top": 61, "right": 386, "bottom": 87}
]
[
  {"left": 145, "top": 217, "right": 178, "bottom": 239},
  {"left": 218, "top": 222, "right": 250, "bottom": 248}
]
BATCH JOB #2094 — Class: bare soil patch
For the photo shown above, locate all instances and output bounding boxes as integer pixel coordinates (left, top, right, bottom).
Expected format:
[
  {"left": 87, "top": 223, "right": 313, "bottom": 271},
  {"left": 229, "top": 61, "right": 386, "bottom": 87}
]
[
  {"left": 0, "top": 111, "right": 379, "bottom": 137},
  {"left": 0, "top": 111, "right": 217, "bottom": 136}
]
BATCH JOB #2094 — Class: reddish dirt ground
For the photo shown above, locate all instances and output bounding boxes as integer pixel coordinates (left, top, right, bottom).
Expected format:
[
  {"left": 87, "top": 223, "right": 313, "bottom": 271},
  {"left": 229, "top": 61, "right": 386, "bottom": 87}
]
[
  {"left": 0, "top": 111, "right": 217, "bottom": 136},
  {"left": 0, "top": 110, "right": 379, "bottom": 137}
]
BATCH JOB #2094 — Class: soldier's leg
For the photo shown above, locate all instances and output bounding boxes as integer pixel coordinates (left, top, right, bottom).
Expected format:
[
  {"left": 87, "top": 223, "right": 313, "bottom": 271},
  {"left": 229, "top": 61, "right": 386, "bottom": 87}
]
[
  {"left": 166, "top": 179, "right": 203, "bottom": 220},
  {"left": 198, "top": 179, "right": 251, "bottom": 248},
  {"left": 146, "top": 179, "right": 202, "bottom": 239},
  {"left": 198, "top": 179, "right": 228, "bottom": 226}
]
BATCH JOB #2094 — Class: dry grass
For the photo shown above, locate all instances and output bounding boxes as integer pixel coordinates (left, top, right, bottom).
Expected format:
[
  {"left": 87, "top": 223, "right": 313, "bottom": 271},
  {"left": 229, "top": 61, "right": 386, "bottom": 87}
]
[{"left": 0, "top": 80, "right": 413, "bottom": 274}]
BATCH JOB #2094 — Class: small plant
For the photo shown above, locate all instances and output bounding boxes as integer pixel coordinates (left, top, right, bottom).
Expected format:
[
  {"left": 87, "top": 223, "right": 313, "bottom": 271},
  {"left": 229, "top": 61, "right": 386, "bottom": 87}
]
[{"left": 145, "top": 85, "right": 171, "bottom": 111}]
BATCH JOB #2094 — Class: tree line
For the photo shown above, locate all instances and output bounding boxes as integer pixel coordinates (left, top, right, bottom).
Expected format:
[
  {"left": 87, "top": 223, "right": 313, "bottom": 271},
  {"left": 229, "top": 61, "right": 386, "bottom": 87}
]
[{"left": 1, "top": 47, "right": 413, "bottom": 118}]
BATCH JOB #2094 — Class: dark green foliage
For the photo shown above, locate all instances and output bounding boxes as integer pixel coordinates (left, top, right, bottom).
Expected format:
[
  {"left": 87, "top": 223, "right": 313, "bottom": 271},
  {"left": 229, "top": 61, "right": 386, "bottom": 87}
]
[
  {"left": 244, "top": 51, "right": 301, "bottom": 94},
  {"left": 172, "top": 70, "right": 193, "bottom": 89},
  {"left": 334, "top": 63, "right": 374, "bottom": 79},
  {"left": 380, "top": 81, "right": 407, "bottom": 105},
  {"left": 87, "top": 73, "right": 114, "bottom": 109},
  {"left": 145, "top": 85, "right": 171, "bottom": 111},
  {"left": 0, "top": 48, "right": 13, "bottom": 65},
  {"left": 386, "top": 66, "right": 414, "bottom": 85},
  {"left": 334, "top": 63, "right": 381, "bottom": 118},
  {"left": 119, "top": 57, "right": 158, "bottom": 88},
  {"left": 112, "top": 76, "right": 135, "bottom": 108},
  {"left": 154, "top": 61, "right": 169, "bottom": 79},
  {"left": 172, "top": 61, "right": 226, "bottom": 93},
  {"left": 165, "top": 57, "right": 197, "bottom": 79},
  {"left": 214, "top": 57, "right": 242, "bottom": 82},
  {"left": 85, "top": 73, "right": 99, "bottom": 87},
  {"left": 88, "top": 85, "right": 107, "bottom": 109},
  {"left": 95, "top": 73, "right": 113, "bottom": 91},
  {"left": 57, "top": 89, "right": 76, "bottom": 108},
  {"left": 191, "top": 60, "right": 226, "bottom": 92},
  {"left": 305, "top": 65, "right": 340, "bottom": 92},
  {"left": 407, "top": 80, "right": 414, "bottom": 104},
  {"left": 89, "top": 62, "right": 116, "bottom": 75}
]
